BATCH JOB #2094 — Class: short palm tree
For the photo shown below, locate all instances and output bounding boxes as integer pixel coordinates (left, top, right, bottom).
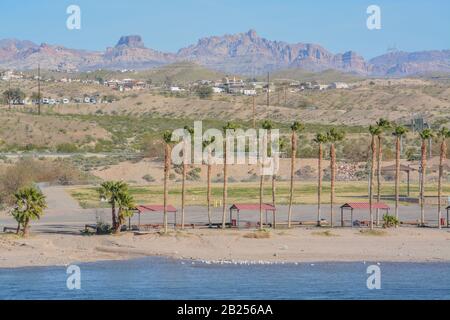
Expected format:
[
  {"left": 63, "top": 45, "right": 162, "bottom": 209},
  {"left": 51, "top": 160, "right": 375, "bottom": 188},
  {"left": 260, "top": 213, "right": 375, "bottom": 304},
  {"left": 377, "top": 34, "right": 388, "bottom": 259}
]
[
  {"left": 392, "top": 125, "right": 408, "bottom": 224},
  {"left": 288, "top": 121, "right": 305, "bottom": 228},
  {"left": 375, "top": 118, "right": 392, "bottom": 226},
  {"left": 163, "top": 130, "right": 174, "bottom": 233},
  {"left": 313, "top": 133, "right": 328, "bottom": 227},
  {"left": 437, "top": 127, "right": 450, "bottom": 229},
  {"left": 181, "top": 126, "right": 194, "bottom": 230},
  {"left": 11, "top": 186, "right": 47, "bottom": 237},
  {"left": 419, "top": 128, "right": 434, "bottom": 227},
  {"left": 203, "top": 137, "right": 215, "bottom": 226},
  {"left": 222, "top": 122, "right": 238, "bottom": 229},
  {"left": 368, "top": 125, "right": 382, "bottom": 229},
  {"left": 99, "top": 181, "right": 129, "bottom": 232},
  {"left": 327, "top": 128, "right": 345, "bottom": 228},
  {"left": 116, "top": 191, "right": 135, "bottom": 232}
]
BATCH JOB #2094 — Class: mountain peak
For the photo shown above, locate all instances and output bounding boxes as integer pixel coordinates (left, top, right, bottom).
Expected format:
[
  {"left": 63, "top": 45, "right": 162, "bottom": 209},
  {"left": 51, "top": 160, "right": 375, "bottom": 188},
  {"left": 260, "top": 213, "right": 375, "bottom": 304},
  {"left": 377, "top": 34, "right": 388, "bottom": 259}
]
[
  {"left": 246, "top": 29, "right": 258, "bottom": 39},
  {"left": 116, "top": 35, "right": 145, "bottom": 48}
]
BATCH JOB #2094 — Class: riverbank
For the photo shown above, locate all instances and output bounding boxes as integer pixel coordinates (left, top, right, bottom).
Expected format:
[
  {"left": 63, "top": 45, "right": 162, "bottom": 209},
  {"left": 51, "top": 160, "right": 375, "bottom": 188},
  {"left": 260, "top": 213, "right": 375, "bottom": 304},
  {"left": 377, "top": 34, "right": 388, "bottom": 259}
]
[{"left": 1, "top": 227, "right": 450, "bottom": 268}]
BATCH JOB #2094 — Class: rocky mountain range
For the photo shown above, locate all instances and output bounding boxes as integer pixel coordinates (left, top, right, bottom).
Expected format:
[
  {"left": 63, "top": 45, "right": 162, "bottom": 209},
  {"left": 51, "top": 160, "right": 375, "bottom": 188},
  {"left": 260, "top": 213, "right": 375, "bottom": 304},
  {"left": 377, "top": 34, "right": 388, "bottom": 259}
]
[{"left": 1, "top": 30, "right": 449, "bottom": 77}]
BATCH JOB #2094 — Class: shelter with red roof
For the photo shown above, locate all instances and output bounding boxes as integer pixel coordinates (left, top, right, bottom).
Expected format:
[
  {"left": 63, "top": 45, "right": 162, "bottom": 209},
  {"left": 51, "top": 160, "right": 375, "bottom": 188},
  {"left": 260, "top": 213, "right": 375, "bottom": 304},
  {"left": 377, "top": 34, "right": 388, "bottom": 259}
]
[
  {"left": 340, "top": 203, "right": 391, "bottom": 227},
  {"left": 229, "top": 203, "right": 276, "bottom": 229},
  {"left": 135, "top": 205, "right": 178, "bottom": 229}
]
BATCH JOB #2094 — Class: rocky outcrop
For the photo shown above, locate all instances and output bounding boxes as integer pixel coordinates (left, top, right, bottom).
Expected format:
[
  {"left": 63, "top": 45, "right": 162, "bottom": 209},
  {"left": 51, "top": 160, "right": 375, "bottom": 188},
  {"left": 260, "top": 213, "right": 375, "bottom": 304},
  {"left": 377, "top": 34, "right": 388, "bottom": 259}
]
[{"left": 0, "top": 31, "right": 449, "bottom": 76}]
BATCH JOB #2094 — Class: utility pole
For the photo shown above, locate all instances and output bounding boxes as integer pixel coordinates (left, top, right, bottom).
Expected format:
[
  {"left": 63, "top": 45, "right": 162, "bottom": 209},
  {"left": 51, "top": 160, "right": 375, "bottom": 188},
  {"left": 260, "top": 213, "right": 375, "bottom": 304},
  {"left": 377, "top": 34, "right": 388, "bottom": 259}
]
[
  {"left": 8, "top": 78, "right": 11, "bottom": 110},
  {"left": 284, "top": 86, "right": 287, "bottom": 106},
  {"left": 266, "top": 72, "right": 270, "bottom": 107},
  {"left": 252, "top": 95, "right": 256, "bottom": 129},
  {"left": 38, "top": 64, "right": 41, "bottom": 115}
]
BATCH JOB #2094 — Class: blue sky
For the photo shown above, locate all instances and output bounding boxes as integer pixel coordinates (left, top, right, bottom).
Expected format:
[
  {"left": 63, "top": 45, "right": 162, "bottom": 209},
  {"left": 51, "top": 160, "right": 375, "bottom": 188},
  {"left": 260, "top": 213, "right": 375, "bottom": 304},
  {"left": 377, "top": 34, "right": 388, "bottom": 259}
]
[{"left": 0, "top": 0, "right": 449, "bottom": 59}]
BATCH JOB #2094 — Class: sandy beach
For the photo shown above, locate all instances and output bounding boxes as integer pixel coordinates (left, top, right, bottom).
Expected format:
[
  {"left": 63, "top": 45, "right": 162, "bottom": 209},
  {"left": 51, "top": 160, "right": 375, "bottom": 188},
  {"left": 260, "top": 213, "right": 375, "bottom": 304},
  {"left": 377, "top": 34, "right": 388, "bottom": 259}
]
[{"left": 1, "top": 227, "right": 450, "bottom": 269}]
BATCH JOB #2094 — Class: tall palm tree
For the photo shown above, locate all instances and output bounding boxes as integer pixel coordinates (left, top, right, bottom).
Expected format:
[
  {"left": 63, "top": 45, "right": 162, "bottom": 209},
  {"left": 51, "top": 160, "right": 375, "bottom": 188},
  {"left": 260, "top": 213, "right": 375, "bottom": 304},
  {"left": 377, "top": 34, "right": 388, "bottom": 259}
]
[
  {"left": 261, "top": 120, "right": 275, "bottom": 228},
  {"left": 419, "top": 129, "right": 434, "bottom": 227},
  {"left": 368, "top": 125, "right": 382, "bottom": 230},
  {"left": 327, "top": 128, "right": 345, "bottom": 228},
  {"left": 11, "top": 186, "right": 47, "bottom": 237},
  {"left": 203, "top": 137, "right": 215, "bottom": 226},
  {"left": 116, "top": 191, "right": 135, "bottom": 232},
  {"left": 375, "top": 118, "right": 391, "bottom": 226},
  {"left": 437, "top": 127, "right": 450, "bottom": 229},
  {"left": 288, "top": 121, "right": 305, "bottom": 228},
  {"left": 313, "top": 133, "right": 328, "bottom": 227},
  {"left": 392, "top": 125, "right": 408, "bottom": 224},
  {"left": 181, "top": 126, "right": 194, "bottom": 230},
  {"left": 222, "top": 122, "right": 238, "bottom": 229},
  {"left": 163, "top": 130, "right": 173, "bottom": 233},
  {"left": 99, "top": 181, "right": 129, "bottom": 232}
]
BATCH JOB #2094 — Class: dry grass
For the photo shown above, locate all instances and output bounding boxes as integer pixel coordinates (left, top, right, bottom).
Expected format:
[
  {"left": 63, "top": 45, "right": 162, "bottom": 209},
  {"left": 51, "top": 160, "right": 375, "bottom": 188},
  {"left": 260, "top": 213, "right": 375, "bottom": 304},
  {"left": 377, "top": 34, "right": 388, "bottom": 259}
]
[
  {"left": 243, "top": 230, "right": 271, "bottom": 239},
  {"left": 312, "top": 230, "right": 339, "bottom": 237},
  {"left": 359, "top": 229, "right": 388, "bottom": 236}
]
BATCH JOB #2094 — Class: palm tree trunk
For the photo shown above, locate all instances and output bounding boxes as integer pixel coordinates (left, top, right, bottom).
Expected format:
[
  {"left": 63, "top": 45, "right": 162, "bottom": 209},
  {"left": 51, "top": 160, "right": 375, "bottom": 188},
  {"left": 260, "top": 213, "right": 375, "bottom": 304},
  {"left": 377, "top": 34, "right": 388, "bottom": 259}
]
[
  {"left": 288, "top": 132, "right": 296, "bottom": 228},
  {"left": 420, "top": 140, "right": 427, "bottom": 226},
  {"left": 16, "top": 221, "right": 21, "bottom": 235},
  {"left": 222, "top": 140, "right": 228, "bottom": 229},
  {"left": 271, "top": 174, "right": 276, "bottom": 229},
  {"left": 111, "top": 201, "right": 116, "bottom": 230},
  {"left": 330, "top": 143, "right": 336, "bottom": 228},
  {"left": 317, "top": 143, "right": 323, "bottom": 226},
  {"left": 260, "top": 132, "right": 268, "bottom": 231},
  {"left": 376, "top": 136, "right": 382, "bottom": 226},
  {"left": 207, "top": 150, "right": 212, "bottom": 226},
  {"left": 181, "top": 163, "right": 187, "bottom": 230},
  {"left": 395, "top": 136, "right": 401, "bottom": 225},
  {"left": 22, "top": 218, "right": 30, "bottom": 237},
  {"left": 164, "top": 143, "right": 171, "bottom": 233},
  {"left": 438, "top": 140, "right": 446, "bottom": 229},
  {"left": 259, "top": 175, "right": 264, "bottom": 230},
  {"left": 369, "top": 135, "right": 376, "bottom": 230}
]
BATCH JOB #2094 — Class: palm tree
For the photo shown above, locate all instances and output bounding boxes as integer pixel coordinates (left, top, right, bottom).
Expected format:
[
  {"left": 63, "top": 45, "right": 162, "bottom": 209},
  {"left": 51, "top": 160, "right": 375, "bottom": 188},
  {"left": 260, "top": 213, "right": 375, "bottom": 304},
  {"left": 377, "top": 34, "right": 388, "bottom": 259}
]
[
  {"left": 419, "top": 128, "right": 434, "bottom": 227},
  {"left": 181, "top": 126, "right": 194, "bottom": 230},
  {"left": 437, "top": 127, "right": 450, "bottom": 229},
  {"left": 203, "top": 137, "right": 215, "bottom": 226},
  {"left": 326, "top": 128, "right": 345, "bottom": 228},
  {"left": 392, "top": 125, "right": 408, "bottom": 224},
  {"left": 375, "top": 118, "right": 391, "bottom": 226},
  {"left": 99, "top": 181, "right": 128, "bottom": 232},
  {"left": 288, "top": 121, "right": 305, "bottom": 228},
  {"left": 222, "top": 122, "right": 238, "bottom": 229},
  {"left": 262, "top": 120, "right": 274, "bottom": 229},
  {"left": 11, "top": 186, "right": 47, "bottom": 237},
  {"left": 368, "top": 125, "right": 382, "bottom": 230},
  {"left": 116, "top": 191, "right": 135, "bottom": 232},
  {"left": 313, "top": 133, "right": 328, "bottom": 227},
  {"left": 163, "top": 130, "right": 173, "bottom": 233}
]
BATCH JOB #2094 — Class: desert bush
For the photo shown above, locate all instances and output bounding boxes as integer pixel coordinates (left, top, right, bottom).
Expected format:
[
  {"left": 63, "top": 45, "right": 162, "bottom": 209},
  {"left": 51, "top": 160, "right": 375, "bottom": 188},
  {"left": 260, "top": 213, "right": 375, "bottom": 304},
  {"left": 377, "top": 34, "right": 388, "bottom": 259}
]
[
  {"left": 382, "top": 214, "right": 399, "bottom": 228},
  {"left": 142, "top": 174, "right": 156, "bottom": 182},
  {"left": 0, "top": 158, "right": 91, "bottom": 207}
]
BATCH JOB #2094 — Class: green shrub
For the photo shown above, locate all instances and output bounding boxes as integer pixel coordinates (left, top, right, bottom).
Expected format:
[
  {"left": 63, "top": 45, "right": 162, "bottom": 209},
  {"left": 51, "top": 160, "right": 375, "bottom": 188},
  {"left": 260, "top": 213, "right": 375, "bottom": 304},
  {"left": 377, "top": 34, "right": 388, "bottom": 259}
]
[{"left": 382, "top": 214, "right": 399, "bottom": 228}]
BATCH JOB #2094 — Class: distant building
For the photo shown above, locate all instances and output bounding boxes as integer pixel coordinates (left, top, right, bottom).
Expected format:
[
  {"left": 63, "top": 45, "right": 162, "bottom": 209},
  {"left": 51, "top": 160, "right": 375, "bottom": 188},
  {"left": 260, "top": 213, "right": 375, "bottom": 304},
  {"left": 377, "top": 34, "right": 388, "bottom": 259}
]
[
  {"left": 212, "top": 87, "right": 225, "bottom": 94},
  {"left": 329, "top": 82, "right": 349, "bottom": 89}
]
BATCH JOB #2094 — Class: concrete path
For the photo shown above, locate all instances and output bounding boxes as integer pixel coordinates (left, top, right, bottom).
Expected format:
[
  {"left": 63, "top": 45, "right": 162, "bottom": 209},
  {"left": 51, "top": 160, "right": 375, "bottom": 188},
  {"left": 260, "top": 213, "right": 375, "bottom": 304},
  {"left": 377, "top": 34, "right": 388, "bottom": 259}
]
[{"left": 0, "top": 186, "right": 446, "bottom": 234}]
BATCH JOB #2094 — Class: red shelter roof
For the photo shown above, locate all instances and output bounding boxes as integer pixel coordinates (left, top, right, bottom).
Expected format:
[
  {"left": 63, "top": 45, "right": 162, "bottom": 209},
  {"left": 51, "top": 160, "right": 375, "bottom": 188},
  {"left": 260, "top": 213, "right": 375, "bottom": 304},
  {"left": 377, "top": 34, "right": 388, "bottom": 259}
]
[
  {"left": 136, "top": 205, "right": 177, "bottom": 213},
  {"left": 340, "top": 203, "right": 390, "bottom": 210},
  {"left": 230, "top": 203, "right": 276, "bottom": 211}
]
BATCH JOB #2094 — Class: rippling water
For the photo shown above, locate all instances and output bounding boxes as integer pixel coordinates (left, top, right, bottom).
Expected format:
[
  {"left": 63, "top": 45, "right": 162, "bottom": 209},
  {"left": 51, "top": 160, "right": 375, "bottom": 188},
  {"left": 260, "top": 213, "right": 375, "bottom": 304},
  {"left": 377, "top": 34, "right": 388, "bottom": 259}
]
[{"left": 1, "top": 258, "right": 449, "bottom": 300}]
